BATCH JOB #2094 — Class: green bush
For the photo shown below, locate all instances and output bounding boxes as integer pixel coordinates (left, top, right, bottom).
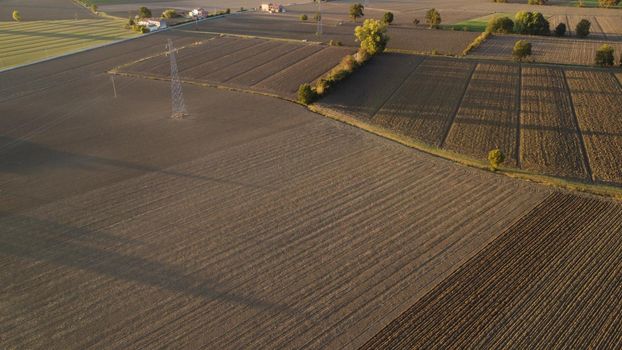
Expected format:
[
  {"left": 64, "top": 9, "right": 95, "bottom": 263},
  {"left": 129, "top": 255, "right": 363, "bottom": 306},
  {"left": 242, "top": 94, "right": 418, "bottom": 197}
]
[
  {"left": 595, "top": 44, "right": 615, "bottom": 66},
  {"left": 383, "top": 12, "right": 394, "bottom": 25},
  {"left": 486, "top": 16, "right": 514, "bottom": 34},
  {"left": 300, "top": 14, "right": 308, "bottom": 21},
  {"left": 487, "top": 149, "right": 505, "bottom": 171},
  {"left": 512, "top": 40, "right": 532, "bottom": 61},
  {"left": 576, "top": 19, "right": 591, "bottom": 37},
  {"left": 297, "top": 84, "right": 316, "bottom": 104},
  {"left": 514, "top": 11, "right": 549, "bottom": 35},
  {"left": 12, "top": 10, "right": 21, "bottom": 21},
  {"left": 355, "top": 19, "right": 389, "bottom": 55},
  {"left": 425, "top": 8, "right": 441, "bottom": 29},
  {"left": 554, "top": 22, "right": 566, "bottom": 36}
]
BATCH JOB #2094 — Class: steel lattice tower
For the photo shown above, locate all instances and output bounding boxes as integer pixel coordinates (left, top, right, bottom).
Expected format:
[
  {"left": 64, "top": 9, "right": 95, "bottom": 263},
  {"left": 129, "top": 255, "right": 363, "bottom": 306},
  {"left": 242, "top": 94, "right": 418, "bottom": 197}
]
[
  {"left": 316, "top": 0, "right": 322, "bottom": 36},
  {"left": 167, "top": 39, "right": 188, "bottom": 119}
]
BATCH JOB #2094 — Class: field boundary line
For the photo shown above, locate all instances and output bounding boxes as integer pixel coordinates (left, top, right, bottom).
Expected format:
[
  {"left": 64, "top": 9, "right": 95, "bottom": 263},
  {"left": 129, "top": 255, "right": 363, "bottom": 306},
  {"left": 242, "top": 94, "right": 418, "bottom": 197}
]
[
  {"left": 309, "top": 104, "right": 622, "bottom": 200},
  {"left": 561, "top": 69, "right": 594, "bottom": 183},
  {"left": 171, "top": 29, "right": 324, "bottom": 45},
  {"left": 439, "top": 61, "right": 477, "bottom": 149},
  {"left": 367, "top": 55, "right": 424, "bottom": 121},
  {"left": 515, "top": 63, "right": 522, "bottom": 168}
]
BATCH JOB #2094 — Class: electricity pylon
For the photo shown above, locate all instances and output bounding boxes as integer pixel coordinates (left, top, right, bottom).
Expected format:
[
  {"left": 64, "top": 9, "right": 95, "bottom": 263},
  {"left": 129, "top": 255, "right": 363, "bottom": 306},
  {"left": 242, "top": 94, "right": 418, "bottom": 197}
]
[
  {"left": 166, "top": 39, "right": 188, "bottom": 119},
  {"left": 316, "top": 0, "right": 322, "bottom": 36}
]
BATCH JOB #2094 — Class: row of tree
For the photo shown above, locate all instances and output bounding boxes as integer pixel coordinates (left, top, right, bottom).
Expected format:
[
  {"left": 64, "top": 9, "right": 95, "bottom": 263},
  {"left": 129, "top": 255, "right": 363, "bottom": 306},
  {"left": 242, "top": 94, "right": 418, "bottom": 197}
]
[{"left": 487, "top": 12, "right": 592, "bottom": 38}]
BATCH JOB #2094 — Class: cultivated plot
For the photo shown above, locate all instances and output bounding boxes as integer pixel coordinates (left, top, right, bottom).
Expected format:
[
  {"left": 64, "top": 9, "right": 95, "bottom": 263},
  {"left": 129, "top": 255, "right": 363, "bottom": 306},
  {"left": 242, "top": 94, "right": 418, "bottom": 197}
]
[
  {"left": 565, "top": 69, "right": 622, "bottom": 183},
  {"left": 0, "top": 19, "right": 137, "bottom": 69},
  {"left": 443, "top": 63, "right": 520, "bottom": 165},
  {"left": 372, "top": 58, "right": 475, "bottom": 146},
  {"left": 116, "top": 36, "right": 354, "bottom": 99},
  {"left": 519, "top": 66, "right": 589, "bottom": 180},
  {"left": 469, "top": 34, "right": 622, "bottom": 66},
  {"left": 362, "top": 192, "right": 622, "bottom": 349}
]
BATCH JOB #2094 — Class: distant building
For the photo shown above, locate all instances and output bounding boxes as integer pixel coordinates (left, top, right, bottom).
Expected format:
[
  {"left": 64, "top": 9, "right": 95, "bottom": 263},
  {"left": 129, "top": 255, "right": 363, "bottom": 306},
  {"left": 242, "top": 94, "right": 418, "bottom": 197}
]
[
  {"left": 136, "top": 18, "right": 168, "bottom": 32},
  {"left": 189, "top": 8, "right": 208, "bottom": 19},
  {"left": 260, "top": 3, "right": 285, "bottom": 13}
]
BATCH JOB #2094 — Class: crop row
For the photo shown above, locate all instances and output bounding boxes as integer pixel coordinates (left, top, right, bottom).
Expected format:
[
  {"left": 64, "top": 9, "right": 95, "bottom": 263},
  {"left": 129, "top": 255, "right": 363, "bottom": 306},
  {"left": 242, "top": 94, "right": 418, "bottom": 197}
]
[{"left": 362, "top": 192, "right": 622, "bottom": 349}]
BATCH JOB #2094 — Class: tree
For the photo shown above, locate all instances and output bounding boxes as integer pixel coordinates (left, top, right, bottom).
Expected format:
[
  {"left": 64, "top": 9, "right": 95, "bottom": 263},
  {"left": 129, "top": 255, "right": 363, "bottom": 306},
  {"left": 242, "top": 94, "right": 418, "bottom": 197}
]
[
  {"left": 528, "top": 0, "right": 547, "bottom": 4},
  {"left": 486, "top": 16, "right": 514, "bottom": 34},
  {"left": 355, "top": 19, "right": 389, "bottom": 55},
  {"left": 138, "top": 6, "right": 152, "bottom": 19},
  {"left": 514, "top": 11, "right": 549, "bottom": 35},
  {"left": 12, "top": 10, "right": 21, "bottom": 22},
  {"left": 161, "top": 9, "right": 177, "bottom": 19},
  {"left": 595, "top": 44, "right": 615, "bottom": 66},
  {"left": 297, "top": 83, "right": 316, "bottom": 104},
  {"left": 300, "top": 14, "right": 308, "bottom": 21},
  {"left": 576, "top": 19, "right": 591, "bottom": 37},
  {"left": 599, "top": 0, "right": 621, "bottom": 7},
  {"left": 350, "top": 3, "right": 364, "bottom": 22},
  {"left": 487, "top": 149, "right": 505, "bottom": 171},
  {"left": 554, "top": 22, "right": 566, "bottom": 36},
  {"left": 513, "top": 40, "right": 532, "bottom": 61},
  {"left": 383, "top": 12, "right": 394, "bottom": 25},
  {"left": 425, "top": 8, "right": 441, "bottom": 29}
]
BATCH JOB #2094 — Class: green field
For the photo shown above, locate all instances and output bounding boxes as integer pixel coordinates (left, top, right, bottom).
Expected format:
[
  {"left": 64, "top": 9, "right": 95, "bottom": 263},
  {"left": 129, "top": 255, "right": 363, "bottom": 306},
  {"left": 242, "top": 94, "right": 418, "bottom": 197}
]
[
  {"left": 0, "top": 19, "right": 137, "bottom": 69},
  {"left": 447, "top": 13, "right": 513, "bottom": 32},
  {"left": 568, "top": 0, "right": 622, "bottom": 8}
]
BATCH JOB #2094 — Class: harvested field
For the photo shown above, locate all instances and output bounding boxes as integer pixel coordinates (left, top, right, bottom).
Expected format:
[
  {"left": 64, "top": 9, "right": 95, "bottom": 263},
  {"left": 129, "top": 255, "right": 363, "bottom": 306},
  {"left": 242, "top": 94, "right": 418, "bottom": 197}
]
[
  {"left": 469, "top": 34, "right": 622, "bottom": 66},
  {"left": 371, "top": 58, "right": 475, "bottom": 146},
  {"left": 565, "top": 69, "right": 622, "bottom": 183},
  {"left": 0, "top": 0, "right": 95, "bottom": 21},
  {"left": 362, "top": 192, "right": 622, "bottom": 349},
  {"left": 317, "top": 53, "right": 422, "bottom": 119},
  {"left": 443, "top": 63, "right": 520, "bottom": 165},
  {"left": 519, "top": 67, "right": 589, "bottom": 180},
  {"left": 188, "top": 12, "right": 480, "bottom": 54},
  {"left": 117, "top": 36, "right": 354, "bottom": 99},
  {"left": 597, "top": 16, "right": 622, "bottom": 41},
  {"left": 0, "top": 31, "right": 554, "bottom": 347}
]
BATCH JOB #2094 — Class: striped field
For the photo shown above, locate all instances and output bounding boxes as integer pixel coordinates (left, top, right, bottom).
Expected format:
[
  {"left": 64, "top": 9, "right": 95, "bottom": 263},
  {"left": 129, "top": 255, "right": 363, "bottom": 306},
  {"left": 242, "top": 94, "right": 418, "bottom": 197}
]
[{"left": 0, "top": 19, "right": 136, "bottom": 69}]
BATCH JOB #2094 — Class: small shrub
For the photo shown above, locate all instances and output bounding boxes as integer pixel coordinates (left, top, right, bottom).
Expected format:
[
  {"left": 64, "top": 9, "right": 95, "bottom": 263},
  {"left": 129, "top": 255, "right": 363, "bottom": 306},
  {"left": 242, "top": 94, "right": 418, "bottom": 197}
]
[
  {"left": 313, "top": 12, "right": 321, "bottom": 22},
  {"left": 225, "top": 8, "right": 231, "bottom": 14},
  {"left": 297, "top": 83, "right": 316, "bottom": 104},
  {"left": 138, "top": 6, "right": 152, "bottom": 19},
  {"left": 354, "top": 47, "right": 371, "bottom": 64},
  {"left": 576, "top": 19, "right": 591, "bottom": 37},
  {"left": 12, "top": 10, "right": 21, "bottom": 21},
  {"left": 486, "top": 16, "right": 514, "bottom": 34},
  {"left": 528, "top": 0, "right": 547, "bottom": 4},
  {"left": 488, "top": 149, "right": 505, "bottom": 171},
  {"left": 91, "top": 4, "right": 98, "bottom": 12},
  {"left": 328, "top": 39, "right": 343, "bottom": 46},
  {"left": 300, "top": 14, "right": 308, "bottom": 21},
  {"left": 350, "top": 3, "right": 364, "bottom": 22},
  {"left": 413, "top": 18, "right": 420, "bottom": 26},
  {"left": 595, "top": 44, "right": 615, "bottom": 66},
  {"left": 512, "top": 40, "right": 532, "bottom": 61},
  {"left": 599, "top": 0, "right": 621, "bottom": 7},
  {"left": 554, "top": 22, "right": 566, "bottom": 36},
  {"left": 161, "top": 9, "right": 177, "bottom": 19},
  {"left": 383, "top": 12, "right": 394, "bottom": 25},
  {"left": 425, "top": 8, "right": 441, "bottom": 29}
]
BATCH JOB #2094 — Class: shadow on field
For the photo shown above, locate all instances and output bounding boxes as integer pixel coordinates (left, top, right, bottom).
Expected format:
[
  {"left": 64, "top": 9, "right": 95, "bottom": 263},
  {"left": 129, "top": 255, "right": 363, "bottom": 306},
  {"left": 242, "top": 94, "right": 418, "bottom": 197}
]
[
  {"left": 0, "top": 213, "right": 301, "bottom": 315},
  {"left": 0, "top": 136, "right": 277, "bottom": 191}
]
